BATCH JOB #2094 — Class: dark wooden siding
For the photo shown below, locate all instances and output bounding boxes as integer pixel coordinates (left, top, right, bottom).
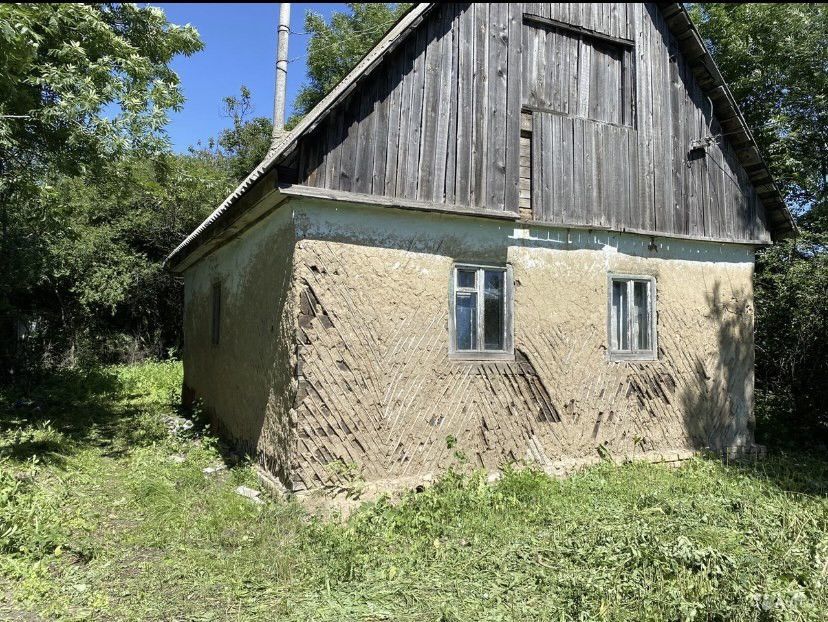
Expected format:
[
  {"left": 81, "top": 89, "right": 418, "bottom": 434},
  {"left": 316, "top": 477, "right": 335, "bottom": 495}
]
[
  {"left": 522, "top": 18, "right": 634, "bottom": 127},
  {"left": 531, "top": 114, "right": 639, "bottom": 229},
  {"left": 292, "top": 3, "right": 771, "bottom": 243},
  {"left": 298, "top": 4, "right": 522, "bottom": 214}
]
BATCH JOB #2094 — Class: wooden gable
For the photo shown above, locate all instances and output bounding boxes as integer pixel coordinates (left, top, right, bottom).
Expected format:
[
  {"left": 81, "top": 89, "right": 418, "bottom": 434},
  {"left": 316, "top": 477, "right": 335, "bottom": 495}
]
[
  {"left": 285, "top": 2, "right": 787, "bottom": 244},
  {"left": 168, "top": 3, "right": 796, "bottom": 271}
]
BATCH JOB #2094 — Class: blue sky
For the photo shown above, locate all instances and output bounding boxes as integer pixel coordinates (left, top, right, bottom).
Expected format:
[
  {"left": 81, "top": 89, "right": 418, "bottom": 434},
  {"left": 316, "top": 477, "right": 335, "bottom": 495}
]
[{"left": 155, "top": 3, "right": 346, "bottom": 153}]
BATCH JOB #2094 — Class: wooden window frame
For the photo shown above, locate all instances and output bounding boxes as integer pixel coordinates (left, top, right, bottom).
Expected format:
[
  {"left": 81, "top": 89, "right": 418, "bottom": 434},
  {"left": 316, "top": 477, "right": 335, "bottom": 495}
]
[
  {"left": 448, "top": 264, "right": 514, "bottom": 361},
  {"left": 211, "top": 281, "right": 221, "bottom": 346},
  {"left": 606, "top": 273, "right": 657, "bottom": 362}
]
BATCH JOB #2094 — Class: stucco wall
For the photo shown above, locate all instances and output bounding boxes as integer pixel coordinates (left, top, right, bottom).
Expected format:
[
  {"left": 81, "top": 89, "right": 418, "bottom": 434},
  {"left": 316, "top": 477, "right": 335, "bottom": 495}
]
[
  {"left": 289, "top": 201, "right": 756, "bottom": 491},
  {"left": 181, "top": 198, "right": 757, "bottom": 492},
  {"left": 182, "top": 207, "right": 296, "bottom": 482}
]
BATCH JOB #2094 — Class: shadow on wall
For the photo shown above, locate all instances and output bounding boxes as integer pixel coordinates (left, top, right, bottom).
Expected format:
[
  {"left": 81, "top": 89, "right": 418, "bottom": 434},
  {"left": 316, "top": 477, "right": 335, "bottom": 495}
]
[
  {"left": 183, "top": 226, "right": 297, "bottom": 487},
  {"left": 680, "top": 281, "right": 755, "bottom": 451}
]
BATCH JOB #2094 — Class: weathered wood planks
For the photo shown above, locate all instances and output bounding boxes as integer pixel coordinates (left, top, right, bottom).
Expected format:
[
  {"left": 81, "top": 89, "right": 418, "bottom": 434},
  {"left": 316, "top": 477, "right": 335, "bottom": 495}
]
[
  {"left": 531, "top": 113, "right": 638, "bottom": 227},
  {"left": 293, "top": 3, "right": 773, "bottom": 244}
]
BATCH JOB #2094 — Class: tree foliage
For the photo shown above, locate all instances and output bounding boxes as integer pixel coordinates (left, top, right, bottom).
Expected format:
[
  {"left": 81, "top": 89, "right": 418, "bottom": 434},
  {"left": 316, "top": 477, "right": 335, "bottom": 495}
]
[
  {"left": 0, "top": 3, "right": 205, "bottom": 379},
  {"left": 692, "top": 4, "right": 828, "bottom": 444},
  {"left": 7, "top": 153, "right": 232, "bottom": 373},
  {"left": 690, "top": 3, "right": 827, "bottom": 221},
  {"left": 291, "top": 3, "right": 411, "bottom": 121},
  {"left": 754, "top": 234, "right": 828, "bottom": 445},
  {"left": 193, "top": 86, "right": 273, "bottom": 183},
  {"left": 0, "top": 3, "right": 202, "bottom": 186}
]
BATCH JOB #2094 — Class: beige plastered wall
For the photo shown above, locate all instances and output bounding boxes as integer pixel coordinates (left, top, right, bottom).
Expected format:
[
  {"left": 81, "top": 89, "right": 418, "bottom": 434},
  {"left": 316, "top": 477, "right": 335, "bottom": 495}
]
[
  {"left": 182, "top": 206, "right": 296, "bottom": 483},
  {"left": 289, "top": 200, "right": 757, "bottom": 491},
  {"left": 182, "top": 198, "right": 757, "bottom": 492}
]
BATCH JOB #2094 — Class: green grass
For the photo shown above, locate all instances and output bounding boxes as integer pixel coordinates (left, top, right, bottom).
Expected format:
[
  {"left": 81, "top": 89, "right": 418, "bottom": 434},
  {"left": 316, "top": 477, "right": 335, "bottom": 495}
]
[{"left": 1, "top": 362, "right": 826, "bottom": 621}]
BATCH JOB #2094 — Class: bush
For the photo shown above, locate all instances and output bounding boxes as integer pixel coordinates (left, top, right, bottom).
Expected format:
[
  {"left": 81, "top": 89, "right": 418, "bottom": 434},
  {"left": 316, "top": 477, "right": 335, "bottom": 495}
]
[{"left": 754, "top": 232, "right": 828, "bottom": 447}]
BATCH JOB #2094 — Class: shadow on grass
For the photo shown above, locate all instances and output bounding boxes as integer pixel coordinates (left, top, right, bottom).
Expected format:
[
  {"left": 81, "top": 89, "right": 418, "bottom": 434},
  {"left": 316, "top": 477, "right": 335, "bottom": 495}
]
[
  {"left": 0, "top": 435, "right": 72, "bottom": 464},
  {"left": 0, "top": 367, "right": 170, "bottom": 466},
  {"left": 701, "top": 450, "right": 828, "bottom": 498}
]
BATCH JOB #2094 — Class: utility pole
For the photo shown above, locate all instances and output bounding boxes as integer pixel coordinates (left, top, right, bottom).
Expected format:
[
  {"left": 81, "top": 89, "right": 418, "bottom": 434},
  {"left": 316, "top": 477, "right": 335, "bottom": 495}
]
[{"left": 271, "top": 2, "right": 290, "bottom": 147}]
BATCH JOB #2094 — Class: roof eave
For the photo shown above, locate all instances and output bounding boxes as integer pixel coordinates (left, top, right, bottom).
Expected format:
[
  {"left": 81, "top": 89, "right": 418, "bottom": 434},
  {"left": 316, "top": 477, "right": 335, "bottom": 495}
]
[{"left": 164, "top": 2, "right": 436, "bottom": 270}]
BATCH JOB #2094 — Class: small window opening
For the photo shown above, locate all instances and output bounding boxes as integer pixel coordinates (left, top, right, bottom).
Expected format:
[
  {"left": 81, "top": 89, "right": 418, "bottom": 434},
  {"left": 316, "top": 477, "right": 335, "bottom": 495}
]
[
  {"left": 450, "top": 265, "right": 513, "bottom": 360},
  {"left": 608, "top": 275, "right": 656, "bottom": 361}
]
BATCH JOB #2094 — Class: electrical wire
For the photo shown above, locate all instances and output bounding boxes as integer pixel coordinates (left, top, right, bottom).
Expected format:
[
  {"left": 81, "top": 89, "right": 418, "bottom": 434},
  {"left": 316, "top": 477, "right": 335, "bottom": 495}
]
[{"left": 284, "top": 19, "right": 398, "bottom": 64}]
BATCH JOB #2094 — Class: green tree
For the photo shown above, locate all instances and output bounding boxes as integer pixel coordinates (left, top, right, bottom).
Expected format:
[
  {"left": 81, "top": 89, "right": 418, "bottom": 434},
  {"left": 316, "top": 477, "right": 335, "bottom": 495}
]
[
  {"left": 0, "top": 3, "right": 202, "bottom": 186},
  {"left": 194, "top": 86, "right": 273, "bottom": 183},
  {"left": 291, "top": 3, "right": 411, "bottom": 121},
  {"left": 0, "top": 3, "right": 202, "bottom": 379},
  {"left": 37, "top": 155, "right": 232, "bottom": 366},
  {"left": 753, "top": 233, "right": 828, "bottom": 445},
  {"left": 690, "top": 3, "right": 827, "bottom": 222}
]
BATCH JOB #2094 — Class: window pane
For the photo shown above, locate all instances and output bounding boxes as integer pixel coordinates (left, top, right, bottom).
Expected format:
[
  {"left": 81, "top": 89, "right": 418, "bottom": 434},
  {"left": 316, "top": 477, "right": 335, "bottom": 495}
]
[
  {"left": 611, "top": 280, "right": 628, "bottom": 351},
  {"left": 455, "top": 292, "right": 477, "bottom": 351},
  {"left": 633, "top": 281, "right": 650, "bottom": 351},
  {"left": 483, "top": 270, "right": 504, "bottom": 350},
  {"left": 457, "top": 269, "right": 476, "bottom": 289}
]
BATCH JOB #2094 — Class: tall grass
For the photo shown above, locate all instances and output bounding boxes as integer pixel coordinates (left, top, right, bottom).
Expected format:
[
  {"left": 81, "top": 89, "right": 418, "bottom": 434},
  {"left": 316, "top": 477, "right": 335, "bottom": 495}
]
[{"left": 1, "top": 362, "right": 826, "bottom": 620}]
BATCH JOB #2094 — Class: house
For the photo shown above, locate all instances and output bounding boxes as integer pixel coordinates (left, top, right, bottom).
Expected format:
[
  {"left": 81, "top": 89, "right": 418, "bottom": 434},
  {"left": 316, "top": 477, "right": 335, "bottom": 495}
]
[{"left": 166, "top": 3, "right": 795, "bottom": 493}]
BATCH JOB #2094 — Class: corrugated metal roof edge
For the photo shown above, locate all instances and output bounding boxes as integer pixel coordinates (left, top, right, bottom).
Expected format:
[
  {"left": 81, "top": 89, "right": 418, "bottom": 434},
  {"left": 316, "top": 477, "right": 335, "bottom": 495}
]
[{"left": 164, "top": 3, "right": 435, "bottom": 270}]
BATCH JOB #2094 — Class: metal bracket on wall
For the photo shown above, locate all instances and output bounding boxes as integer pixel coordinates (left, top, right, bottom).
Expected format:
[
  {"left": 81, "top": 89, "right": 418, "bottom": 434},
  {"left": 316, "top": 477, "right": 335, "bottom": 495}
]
[{"left": 689, "top": 135, "right": 717, "bottom": 154}]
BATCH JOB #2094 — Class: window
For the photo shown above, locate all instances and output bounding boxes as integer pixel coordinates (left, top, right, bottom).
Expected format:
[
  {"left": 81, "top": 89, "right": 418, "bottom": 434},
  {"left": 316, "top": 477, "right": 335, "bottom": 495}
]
[
  {"left": 608, "top": 275, "right": 656, "bottom": 361},
  {"left": 450, "top": 265, "right": 513, "bottom": 360},
  {"left": 522, "top": 18, "right": 635, "bottom": 127},
  {"left": 211, "top": 282, "right": 221, "bottom": 346}
]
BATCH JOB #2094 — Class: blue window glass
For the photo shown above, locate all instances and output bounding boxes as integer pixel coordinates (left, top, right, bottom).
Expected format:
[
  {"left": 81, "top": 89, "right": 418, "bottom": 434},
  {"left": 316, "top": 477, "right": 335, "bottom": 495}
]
[{"left": 454, "top": 292, "right": 477, "bottom": 351}]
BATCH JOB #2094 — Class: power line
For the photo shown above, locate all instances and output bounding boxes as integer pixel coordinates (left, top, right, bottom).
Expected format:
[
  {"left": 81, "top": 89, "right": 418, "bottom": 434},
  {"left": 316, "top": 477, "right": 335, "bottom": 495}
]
[
  {"left": 285, "top": 19, "right": 398, "bottom": 64},
  {"left": 288, "top": 19, "right": 393, "bottom": 39}
]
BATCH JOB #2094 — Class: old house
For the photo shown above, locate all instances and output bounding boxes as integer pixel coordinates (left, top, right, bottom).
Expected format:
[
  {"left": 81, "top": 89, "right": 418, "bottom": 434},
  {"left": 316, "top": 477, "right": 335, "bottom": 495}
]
[{"left": 166, "top": 3, "right": 795, "bottom": 492}]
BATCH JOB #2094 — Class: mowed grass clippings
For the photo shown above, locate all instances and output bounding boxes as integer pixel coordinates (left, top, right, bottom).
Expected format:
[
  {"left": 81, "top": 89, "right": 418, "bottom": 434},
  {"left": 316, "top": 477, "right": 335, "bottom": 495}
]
[{"left": 0, "top": 362, "right": 826, "bottom": 621}]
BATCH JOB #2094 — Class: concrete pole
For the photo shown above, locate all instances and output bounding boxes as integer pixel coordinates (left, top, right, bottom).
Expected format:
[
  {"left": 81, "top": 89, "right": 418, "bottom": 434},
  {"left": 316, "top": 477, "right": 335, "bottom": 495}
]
[{"left": 272, "top": 2, "right": 290, "bottom": 145}]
